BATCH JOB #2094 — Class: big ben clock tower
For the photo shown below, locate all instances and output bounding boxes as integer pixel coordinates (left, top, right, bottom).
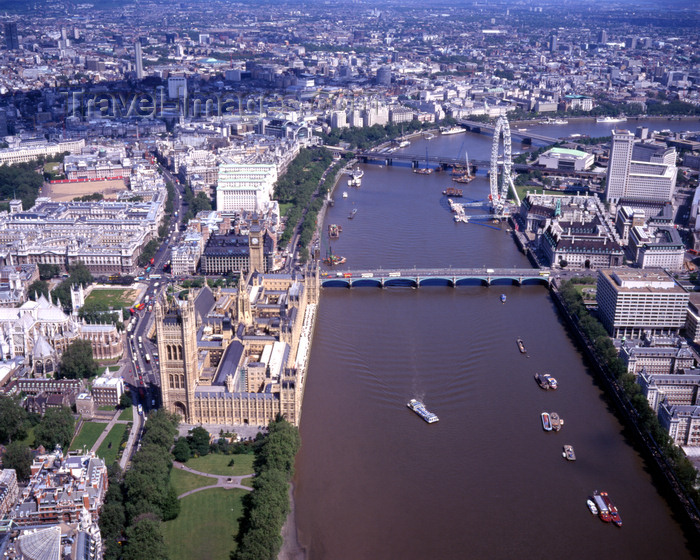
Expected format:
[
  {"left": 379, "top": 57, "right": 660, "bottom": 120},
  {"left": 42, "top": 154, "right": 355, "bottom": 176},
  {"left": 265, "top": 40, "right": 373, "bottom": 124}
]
[{"left": 248, "top": 217, "right": 264, "bottom": 273}]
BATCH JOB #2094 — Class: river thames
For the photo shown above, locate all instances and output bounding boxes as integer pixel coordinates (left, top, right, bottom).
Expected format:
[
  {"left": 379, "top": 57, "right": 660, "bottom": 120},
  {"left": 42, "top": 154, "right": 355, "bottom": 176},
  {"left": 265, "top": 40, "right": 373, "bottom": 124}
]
[{"left": 293, "top": 119, "right": 699, "bottom": 559}]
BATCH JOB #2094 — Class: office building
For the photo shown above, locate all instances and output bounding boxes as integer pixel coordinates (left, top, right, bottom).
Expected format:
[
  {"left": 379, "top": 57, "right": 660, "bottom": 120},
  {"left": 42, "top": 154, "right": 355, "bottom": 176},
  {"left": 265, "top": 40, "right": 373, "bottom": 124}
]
[
  {"left": 134, "top": 40, "right": 144, "bottom": 80},
  {"left": 596, "top": 269, "right": 689, "bottom": 339},
  {"left": 639, "top": 370, "right": 700, "bottom": 413},
  {"left": 4, "top": 22, "right": 18, "bottom": 51},
  {"left": 605, "top": 130, "right": 677, "bottom": 204},
  {"left": 168, "top": 76, "right": 187, "bottom": 100},
  {"left": 216, "top": 163, "right": 277, "bottom": 214},
  {"left": 659, "top": 404, "right": 700, "bottom": 446}
]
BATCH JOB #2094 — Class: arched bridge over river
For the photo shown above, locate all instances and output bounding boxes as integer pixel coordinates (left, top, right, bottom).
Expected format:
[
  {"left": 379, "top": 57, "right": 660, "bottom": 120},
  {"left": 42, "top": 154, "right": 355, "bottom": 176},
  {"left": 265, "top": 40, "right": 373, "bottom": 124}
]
[{"left": 320, "top": 267, "right": 553, "bottom": 288}]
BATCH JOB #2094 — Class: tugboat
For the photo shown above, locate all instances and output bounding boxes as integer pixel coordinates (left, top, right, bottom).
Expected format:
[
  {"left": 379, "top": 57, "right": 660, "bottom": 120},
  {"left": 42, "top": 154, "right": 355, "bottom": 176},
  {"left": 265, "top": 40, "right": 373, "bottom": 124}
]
[
  {"left": 516, "top": 338, "right": 526, "bottom": 353},
  {"left": 500, "top": 294, "right": 506, "bottom": 304},
  {"left": 541, "top": 412, "right": 552, "bottom": 431},
  {"left": 348, "top": 208, "right": 358, "bottom": 219},
  {"left": 563, "top": 445, "right": 576, "bottom": 461},
  {"left": 534, "top": 373, "right": 550, "bottom": 390},
  {"left": 600, "top": 492, "right": 622, "bottom": 527},
  {"left": 542, "top": 373, "right": 558, "bottom": 390},
  {"left": 407, "top": 399, "right": 439, "bottom": 423},
  {"left": 550, "top": 412, "right": 562, "bottom": 431}
]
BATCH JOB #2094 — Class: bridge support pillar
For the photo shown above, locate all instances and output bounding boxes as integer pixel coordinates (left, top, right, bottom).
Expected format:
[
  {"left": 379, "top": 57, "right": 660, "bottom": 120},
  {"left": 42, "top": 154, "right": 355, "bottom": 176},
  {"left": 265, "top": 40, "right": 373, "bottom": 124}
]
[
  {"left": 412, "top": 160, "right": 419, "bottom": 168},
  {"left": 451, "top": 277, "right": 456, "bottom": 287}
]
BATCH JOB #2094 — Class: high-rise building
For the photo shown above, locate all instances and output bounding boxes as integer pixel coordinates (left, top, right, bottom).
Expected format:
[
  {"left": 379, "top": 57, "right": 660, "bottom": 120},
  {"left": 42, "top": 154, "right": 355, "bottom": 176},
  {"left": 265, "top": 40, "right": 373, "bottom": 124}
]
[
  {"left": 596, "top": 269, "right": 689, "bottom": 339},
  {"left": 598, "top": 30, "right": 608, "bottom": 44},
  {"left": 549, "top": 34, "right": 558, "bottom": 52},
  {"left": 134, "top": 40, "right": 144, "bottom": 80},
  {"left": 4, "top": 22, "right": 19, "bottom": 51},
  {"left": 605, "top": 130, "right": 677, "bottom": 204},
  {"left": 168, "top": 76, "right": 187, "bottom": 100}
]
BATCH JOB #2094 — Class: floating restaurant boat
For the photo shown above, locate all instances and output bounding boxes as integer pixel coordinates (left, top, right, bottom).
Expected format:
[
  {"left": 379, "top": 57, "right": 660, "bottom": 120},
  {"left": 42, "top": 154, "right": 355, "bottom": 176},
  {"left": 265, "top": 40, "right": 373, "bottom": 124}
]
[
  {"left": 542, "top": 373, "right": 558, "bottom": 390},
  {"left": 596, "top": 116, "right": 627, "bottom": 123},
  {"left": 550, "top": 412, "right": 562, "bottom": 431},
  {"left": 541, "top": 412, "right": 552, "bottom": 431},
  {"left": 517, "top": 338, "right": 526, "bottom": 353},
  {"left": 348, "top": 167, "right": 363, "bottom": 187},
  {"left": 500, "top": 294, "right": 506, "bottom": 304},
  {"left": 407, "top": 399, "right": 439, "bottom": 423},
  {"left": 440, "top": 126, "right": 465, "bottom": 135},
  {"left": 563, "top": 445, "right": 576, "bottom": 461},
  {"left": 348, "top": 208, "right": 358, "bottom": 219},
  {"left": 587, "top": 499, "right": 598, "bottom": 515},
  {"left": 442, "top": 186, "right": 463, "bottom": 197}
]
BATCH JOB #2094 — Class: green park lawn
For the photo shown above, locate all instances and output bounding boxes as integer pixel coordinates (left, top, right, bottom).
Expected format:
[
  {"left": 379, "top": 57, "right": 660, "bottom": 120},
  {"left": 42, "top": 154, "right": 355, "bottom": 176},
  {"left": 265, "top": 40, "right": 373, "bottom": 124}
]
[
  {"left": 70, "top": 422, "right": 107, "bottom": 452},
  {"left": 170, "top": 467, "right": 216, "bottom": 497},
  {"left": 185, "top": 453, "right": 255, "bottom": 477},
  {"left": 96, "top": 424, "right": 128, "bottom": 465},
  {"left": 239, "top": 476, "right": 254, "bottom": 489},
  {"left": 118, "top": 406, "right": 133, "bottom": 421},
  {"left": 162, "top": 488, "right": 246, "bottom": 560},
  {"left": 84, "top": 288, "right": 136, "bottom": 309}
]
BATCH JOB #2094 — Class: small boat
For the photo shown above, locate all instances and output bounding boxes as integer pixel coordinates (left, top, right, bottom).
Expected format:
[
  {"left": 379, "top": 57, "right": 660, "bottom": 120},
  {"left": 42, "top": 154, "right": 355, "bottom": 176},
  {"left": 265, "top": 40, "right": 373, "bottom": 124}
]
[
  {"left": 452, "top": 173, "right": 473, "bottom": 184},
  {"left": 348, "top": 208, "right": 357, "bottom": 219},
  {"left": 500, "top": 294, "right": 506, "bottom": 304},
  {"left": 516, "top": 338, "right": 526, "bottom": 353},
  {"left": 534, "top": 373, "right": 549, "bottom": 390},
  {"left": 424, "top": 133, "right": 435, "bottom": 140},
  {"left": 399, "top": 140, "right": 410, "bottom": 148},
  {"left": 563, "top": 445, "right": 576, "bottom": 461},
  {"left": 407, "top": 399, "right": 439, "bottom": 423},
  {"left": 587, "top": 499, "right": 598, "bottom": 515},
  {"left": 413, "top": 167, "right": 433, "bottom": 175},
  {"left": 442, "top": 187, "right": 463, "bottom": 197},
  {"left": 541, "top": 412, "right": 552, "bottom": 431},
  {"left": 328, "top": 224, "right": 341, "bottom": 239},
  {"left": 542, "top": 373, "right": 558, "bottom": 390},
  {"left": 550, "top": 412, "right": 561, "bottom": 431},
  {"left": 342, "top": 191, "right": 348, "bottom": 198}
]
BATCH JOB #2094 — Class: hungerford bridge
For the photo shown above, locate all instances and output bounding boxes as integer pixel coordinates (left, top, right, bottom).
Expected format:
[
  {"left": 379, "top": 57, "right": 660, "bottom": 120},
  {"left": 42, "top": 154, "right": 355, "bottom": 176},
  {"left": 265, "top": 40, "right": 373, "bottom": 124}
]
[
  {"left": 357, "top": 116, "right": 533, "bottom": 217},
  {"left": 320, "top": 267, "right": 553, "bottom": 288}
]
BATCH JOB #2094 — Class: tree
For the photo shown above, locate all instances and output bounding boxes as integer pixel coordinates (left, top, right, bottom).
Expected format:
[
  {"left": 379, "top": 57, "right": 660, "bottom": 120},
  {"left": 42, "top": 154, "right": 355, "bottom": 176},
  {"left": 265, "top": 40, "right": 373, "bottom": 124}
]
[
  {"left": 187, "top": 426, "right": 210, "bottom": 457},
  {"left": 34, "top": 406, "right": 75, "bottom": 450},
  {"left": 120, "top": 392, "right": 133, "bottom": 409},
  {"left": 2, "top": 442, "right": 33, "bottom": 480},
  {"left": 59, "top": 339, "right": 98, "bottom": 379},
  {"left": 38, "top": 263, "right": 60, "bottom": 280},
  {"left": 27, "top": 280, "right": 50, "bottom": 301},
  {"left": 172, "top": 438, "right": 191, "bottom": 462},
  {"left": 0, "top": 395, "right": 28, "bottom": 444},
  {"left": 122, "top": 517, "right": 169, "bottom": 560},
  {"left": 67, "top": 261, "right": 93, "bottom": 286}
]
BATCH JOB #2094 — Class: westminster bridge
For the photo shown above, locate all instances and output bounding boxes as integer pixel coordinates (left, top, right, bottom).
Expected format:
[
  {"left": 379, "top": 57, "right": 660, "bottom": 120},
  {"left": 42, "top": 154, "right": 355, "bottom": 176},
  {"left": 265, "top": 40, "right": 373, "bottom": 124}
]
[{"left": 320, "top": 267, "right": 553, "bottom": 288}]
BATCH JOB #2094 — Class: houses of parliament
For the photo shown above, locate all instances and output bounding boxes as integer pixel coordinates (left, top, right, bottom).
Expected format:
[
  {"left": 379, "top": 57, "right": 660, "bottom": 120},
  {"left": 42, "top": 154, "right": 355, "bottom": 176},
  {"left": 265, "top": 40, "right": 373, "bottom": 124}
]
[{"left": 154, "top": 265, "right": 319, "bottom": 427}]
